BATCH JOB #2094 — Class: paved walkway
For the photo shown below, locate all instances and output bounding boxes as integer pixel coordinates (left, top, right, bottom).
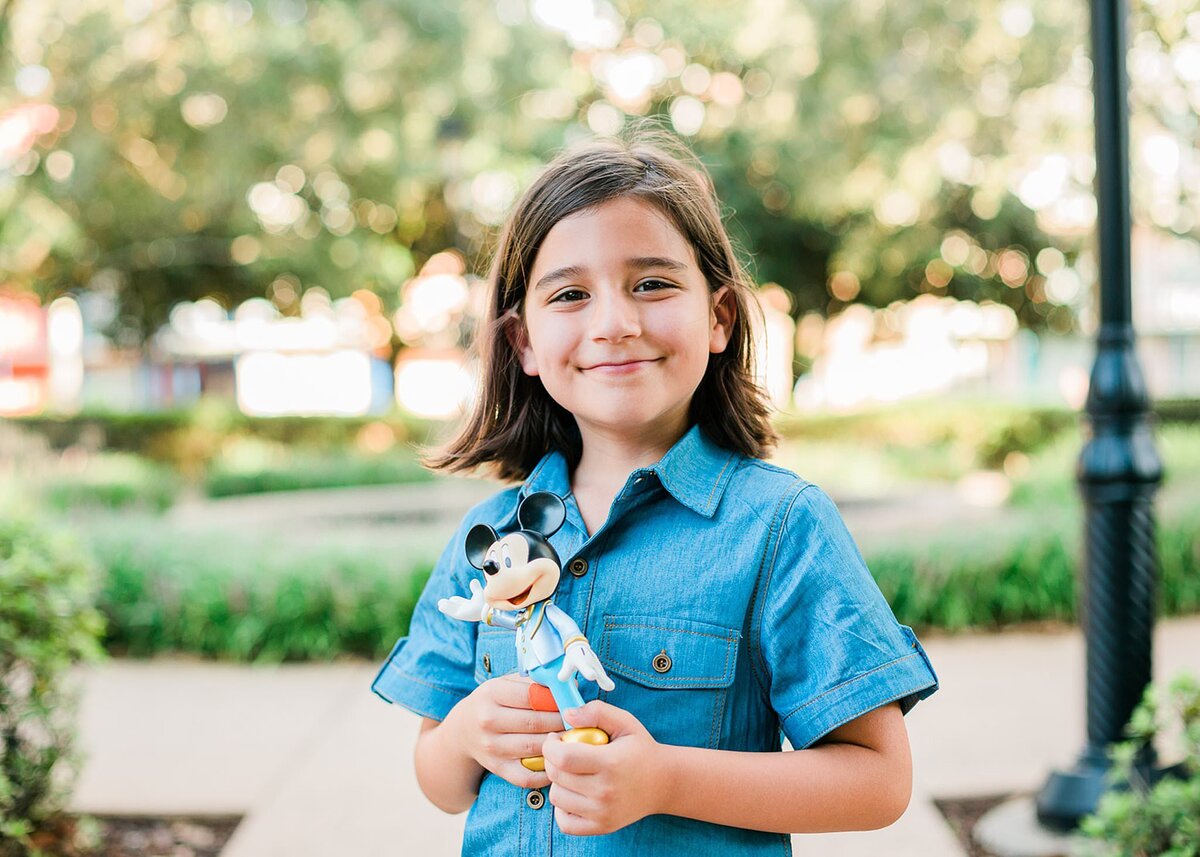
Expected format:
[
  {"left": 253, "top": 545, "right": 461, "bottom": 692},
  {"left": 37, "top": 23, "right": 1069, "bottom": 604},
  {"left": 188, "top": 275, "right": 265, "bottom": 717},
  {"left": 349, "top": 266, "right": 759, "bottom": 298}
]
[{"left": 69, "top": 616, "right": 1200, "bottom": 856}]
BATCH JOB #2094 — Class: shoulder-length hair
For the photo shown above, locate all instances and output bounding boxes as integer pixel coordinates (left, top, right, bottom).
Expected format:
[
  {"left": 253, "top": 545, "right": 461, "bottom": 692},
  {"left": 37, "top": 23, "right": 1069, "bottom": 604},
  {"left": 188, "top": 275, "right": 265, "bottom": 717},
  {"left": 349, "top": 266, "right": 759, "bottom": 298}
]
[{"left": 425, "top": 128, "right": 777, "bottom": 482}]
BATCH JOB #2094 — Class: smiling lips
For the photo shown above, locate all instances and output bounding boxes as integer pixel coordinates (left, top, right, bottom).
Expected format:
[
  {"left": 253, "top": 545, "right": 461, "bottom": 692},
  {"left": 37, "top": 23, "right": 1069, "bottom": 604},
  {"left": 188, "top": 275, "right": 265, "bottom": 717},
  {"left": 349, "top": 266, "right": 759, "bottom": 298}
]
[{"left": 583, "top": 358, "right": 660, "bottom": 375}]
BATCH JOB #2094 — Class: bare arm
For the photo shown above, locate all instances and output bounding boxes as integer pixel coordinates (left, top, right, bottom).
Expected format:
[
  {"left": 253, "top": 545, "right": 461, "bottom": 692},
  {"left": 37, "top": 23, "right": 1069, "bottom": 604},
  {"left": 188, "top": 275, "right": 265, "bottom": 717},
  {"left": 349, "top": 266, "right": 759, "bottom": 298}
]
[
  {"left": 657, "top": 702, "right": 912, "bottom": 832},
  {"left": 543, "top": 701, "right": 912, "bottom": 836},
  {"left": 414, "top": 715, "right": 485, "bottom": 814}
]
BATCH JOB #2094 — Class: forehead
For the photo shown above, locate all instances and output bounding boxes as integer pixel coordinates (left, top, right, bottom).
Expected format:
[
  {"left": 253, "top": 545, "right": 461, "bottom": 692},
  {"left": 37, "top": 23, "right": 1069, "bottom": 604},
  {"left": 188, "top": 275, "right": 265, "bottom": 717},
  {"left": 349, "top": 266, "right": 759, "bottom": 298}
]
[{"left": 530, "top": 196, "right": 700, "bottom": 279}]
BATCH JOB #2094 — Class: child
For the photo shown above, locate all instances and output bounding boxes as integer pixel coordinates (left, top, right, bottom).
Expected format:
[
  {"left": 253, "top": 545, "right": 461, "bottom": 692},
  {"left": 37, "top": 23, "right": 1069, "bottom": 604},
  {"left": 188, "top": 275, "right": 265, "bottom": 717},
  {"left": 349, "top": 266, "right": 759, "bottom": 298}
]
[{"left": 372, "top": 130, "right": 939, "bottom": 855}]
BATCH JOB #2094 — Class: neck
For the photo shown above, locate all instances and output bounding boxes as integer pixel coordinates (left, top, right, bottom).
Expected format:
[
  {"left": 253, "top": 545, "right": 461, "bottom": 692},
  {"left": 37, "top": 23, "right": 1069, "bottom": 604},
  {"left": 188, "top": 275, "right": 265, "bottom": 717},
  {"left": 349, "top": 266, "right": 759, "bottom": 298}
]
[{"left": 572, "top": 413, "right": 689, "bottom": 493}]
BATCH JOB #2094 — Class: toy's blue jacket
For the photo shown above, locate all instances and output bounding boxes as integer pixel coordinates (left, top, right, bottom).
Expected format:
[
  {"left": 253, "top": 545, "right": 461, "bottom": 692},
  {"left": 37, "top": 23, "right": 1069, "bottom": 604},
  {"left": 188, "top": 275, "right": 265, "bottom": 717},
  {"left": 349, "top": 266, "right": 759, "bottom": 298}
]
[
  {"left": 486, "top": 601, "right": 580, "bottom": 675},
  {"left": 372, "top": 424, "right": 939, "bottom": 856}
]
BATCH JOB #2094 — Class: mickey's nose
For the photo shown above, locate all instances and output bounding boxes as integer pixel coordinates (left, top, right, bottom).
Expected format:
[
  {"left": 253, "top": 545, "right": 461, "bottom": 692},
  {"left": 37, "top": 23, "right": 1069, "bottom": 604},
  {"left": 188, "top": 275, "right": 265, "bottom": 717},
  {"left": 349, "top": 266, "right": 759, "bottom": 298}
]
[{"left": 482, "top": 558, "right": 500, "bottom": 576}]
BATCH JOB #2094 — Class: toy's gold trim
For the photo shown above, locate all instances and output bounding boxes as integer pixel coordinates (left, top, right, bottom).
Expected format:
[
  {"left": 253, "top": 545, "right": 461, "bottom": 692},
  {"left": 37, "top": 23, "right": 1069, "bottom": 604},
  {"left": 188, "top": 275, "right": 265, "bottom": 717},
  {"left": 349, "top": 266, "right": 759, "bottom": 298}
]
[
  {"left": 484, "top": 607, "right": 495, "bottom": 626},
  {"left": 528, "top": 602, "right": 547, "bottom": 638},
  {"left": 561, "top": 635, "right": 587, "bottom": 649}
]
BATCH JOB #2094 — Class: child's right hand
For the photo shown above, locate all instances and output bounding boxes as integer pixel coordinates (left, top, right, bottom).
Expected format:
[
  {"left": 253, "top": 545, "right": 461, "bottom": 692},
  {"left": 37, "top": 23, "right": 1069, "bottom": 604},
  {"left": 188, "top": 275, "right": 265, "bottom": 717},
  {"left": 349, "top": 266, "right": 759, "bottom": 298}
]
[{"left": 446, "top": 673, "right": 564, "bottom": 790}]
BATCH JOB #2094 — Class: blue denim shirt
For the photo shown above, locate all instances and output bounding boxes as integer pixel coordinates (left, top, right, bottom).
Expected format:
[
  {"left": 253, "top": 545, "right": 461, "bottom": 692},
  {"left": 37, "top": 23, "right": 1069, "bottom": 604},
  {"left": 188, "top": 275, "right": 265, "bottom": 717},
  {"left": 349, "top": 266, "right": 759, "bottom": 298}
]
[{"left": 373, "top": 425, "right": 939, "bottom": 856}]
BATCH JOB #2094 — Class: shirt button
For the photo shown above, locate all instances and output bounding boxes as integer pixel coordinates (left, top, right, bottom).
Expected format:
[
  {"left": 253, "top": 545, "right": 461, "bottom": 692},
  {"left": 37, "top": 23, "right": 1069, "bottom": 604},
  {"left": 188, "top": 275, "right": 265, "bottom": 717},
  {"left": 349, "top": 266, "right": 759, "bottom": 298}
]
[
  {"left": 482, "top": 654, "right": 491, "bottom": 673},
  {"left": 526, "top": 789, "right": 545, "bottom": 810},
  {"left": 652, "top": 651, "right": 672, "bottom": 673},
  {"left": 568, "top": 558, "right": 588, "bottom": 577}
]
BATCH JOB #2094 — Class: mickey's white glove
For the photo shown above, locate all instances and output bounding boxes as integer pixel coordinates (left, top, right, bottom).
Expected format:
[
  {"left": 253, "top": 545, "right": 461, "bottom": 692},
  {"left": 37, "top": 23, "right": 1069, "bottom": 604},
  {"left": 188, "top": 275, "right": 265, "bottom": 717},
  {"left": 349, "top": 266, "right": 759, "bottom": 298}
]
[
  {"left": 559, "top": 639, "right": 615, "bottom": 691},
  {"left": 438, "top": 579, "right": 489, "bottom": 623}
]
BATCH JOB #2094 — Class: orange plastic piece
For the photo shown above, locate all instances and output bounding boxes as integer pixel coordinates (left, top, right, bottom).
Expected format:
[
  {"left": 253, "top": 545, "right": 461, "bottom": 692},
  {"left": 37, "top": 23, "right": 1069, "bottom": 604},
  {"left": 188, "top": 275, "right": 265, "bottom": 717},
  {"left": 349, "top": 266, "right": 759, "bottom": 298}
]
[{"left": 528, "top": 683, "right": 559, "bottom": 712}]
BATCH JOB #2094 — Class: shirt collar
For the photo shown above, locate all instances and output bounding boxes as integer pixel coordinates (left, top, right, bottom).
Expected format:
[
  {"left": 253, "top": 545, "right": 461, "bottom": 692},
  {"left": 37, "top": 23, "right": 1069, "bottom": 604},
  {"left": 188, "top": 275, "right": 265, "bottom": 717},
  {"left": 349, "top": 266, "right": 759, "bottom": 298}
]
[{"left": 520, "top": 424, "right": 739, "bottom": 519}]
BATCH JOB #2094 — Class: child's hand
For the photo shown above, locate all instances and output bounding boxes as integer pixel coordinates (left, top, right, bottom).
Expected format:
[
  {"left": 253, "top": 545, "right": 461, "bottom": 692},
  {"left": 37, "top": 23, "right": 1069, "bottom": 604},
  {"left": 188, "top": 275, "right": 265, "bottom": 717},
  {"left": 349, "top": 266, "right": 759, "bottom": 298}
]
[
  {"left": 445, "top": 673, "right": 563, "bottom": 790},
  {"left": 542, "top": 701, "right": 665, "bottom": 836}
]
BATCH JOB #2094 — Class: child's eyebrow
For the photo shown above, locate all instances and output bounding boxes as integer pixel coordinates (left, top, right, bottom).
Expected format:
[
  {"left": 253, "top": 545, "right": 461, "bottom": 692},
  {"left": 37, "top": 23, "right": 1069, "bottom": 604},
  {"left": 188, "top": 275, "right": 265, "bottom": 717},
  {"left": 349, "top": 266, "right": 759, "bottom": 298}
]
[{"left": 532, "top": 257, "right": 689, "bottom": 292}]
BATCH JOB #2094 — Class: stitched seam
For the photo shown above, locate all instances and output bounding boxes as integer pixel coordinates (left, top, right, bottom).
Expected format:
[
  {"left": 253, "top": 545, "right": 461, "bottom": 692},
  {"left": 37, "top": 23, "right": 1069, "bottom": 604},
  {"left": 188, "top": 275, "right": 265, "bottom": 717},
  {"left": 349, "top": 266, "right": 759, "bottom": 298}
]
[
  {"left": 602, "top": 620, "right": 737, "bottom": 642},
  {"left": 387, "top": 667, "right": 472, "bottom": 699},
  {"left": 781, "top": 653, "right": 922, "bottom": 721},
  {"left": 788, "top": 681, "right": 933, "bottom": 752},
  {"left": 608, "top": 658, "right": 733, "bottom": 684},
  {"left": 747, "top": 479, "right": 808, "bottom": 697},
  {"left": 703, "top": 451, "right": 736, "bottom": 512},
  {"left": 709, "top": 631, "right": 735, "bottom": 747}
]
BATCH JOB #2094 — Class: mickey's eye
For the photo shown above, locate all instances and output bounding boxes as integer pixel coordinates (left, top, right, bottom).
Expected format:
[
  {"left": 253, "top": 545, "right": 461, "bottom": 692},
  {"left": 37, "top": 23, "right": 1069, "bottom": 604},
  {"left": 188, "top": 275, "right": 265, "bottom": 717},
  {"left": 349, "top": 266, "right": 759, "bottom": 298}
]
[{"left": 502, "top": 545, "right": 512, "bottom": 568}]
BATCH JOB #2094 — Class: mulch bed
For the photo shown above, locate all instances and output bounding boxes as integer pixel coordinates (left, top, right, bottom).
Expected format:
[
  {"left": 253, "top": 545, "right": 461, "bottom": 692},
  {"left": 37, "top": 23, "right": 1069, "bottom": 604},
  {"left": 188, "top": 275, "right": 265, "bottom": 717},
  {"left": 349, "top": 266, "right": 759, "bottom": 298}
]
[
  {"left": 935, "top": 794, "right": 1012, "bottom": 857},
  {"left": 24, "top": 815, "right": 241, "bottom": 857}
]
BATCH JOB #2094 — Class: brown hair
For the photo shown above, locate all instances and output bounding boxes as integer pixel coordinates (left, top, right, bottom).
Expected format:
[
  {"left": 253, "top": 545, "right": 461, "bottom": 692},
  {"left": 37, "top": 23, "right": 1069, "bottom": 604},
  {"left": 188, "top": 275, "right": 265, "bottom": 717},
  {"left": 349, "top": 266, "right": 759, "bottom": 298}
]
[{"left": 425, "top": 128, "right": 777, "bottom": 482}]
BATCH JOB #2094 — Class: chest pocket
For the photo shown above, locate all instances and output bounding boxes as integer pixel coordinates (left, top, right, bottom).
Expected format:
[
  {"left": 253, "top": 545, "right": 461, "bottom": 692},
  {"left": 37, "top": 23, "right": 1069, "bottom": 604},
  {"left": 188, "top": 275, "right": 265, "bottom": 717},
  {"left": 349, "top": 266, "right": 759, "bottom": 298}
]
[
  {"left": 598, "top": 614, "right": 740, "bottom": 750},
  {"left": 474, "top": 628, "right": 518, "bottom": 684}
]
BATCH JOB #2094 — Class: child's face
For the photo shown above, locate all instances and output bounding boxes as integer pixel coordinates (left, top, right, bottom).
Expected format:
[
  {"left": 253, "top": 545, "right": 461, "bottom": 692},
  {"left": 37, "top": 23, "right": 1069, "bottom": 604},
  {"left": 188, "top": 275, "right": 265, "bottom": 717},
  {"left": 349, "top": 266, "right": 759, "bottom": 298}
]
[{"left": 517, "top": 195, "right": 734, "bottom": 446}]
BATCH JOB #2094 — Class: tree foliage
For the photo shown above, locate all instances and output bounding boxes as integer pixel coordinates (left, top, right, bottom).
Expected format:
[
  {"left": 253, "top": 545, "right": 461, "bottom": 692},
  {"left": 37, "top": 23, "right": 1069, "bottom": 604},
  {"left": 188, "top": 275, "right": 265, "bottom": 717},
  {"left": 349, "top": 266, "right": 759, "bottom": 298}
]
[{"left": 0, "top": 0, "right": 1196, "bottom": 343}]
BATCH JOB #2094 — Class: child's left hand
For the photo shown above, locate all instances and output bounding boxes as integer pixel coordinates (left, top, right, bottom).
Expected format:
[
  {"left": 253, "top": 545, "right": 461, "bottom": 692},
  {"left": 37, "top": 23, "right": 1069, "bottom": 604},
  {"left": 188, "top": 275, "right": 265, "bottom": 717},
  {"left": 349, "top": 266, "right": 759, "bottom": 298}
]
[{"left": 541, "top": 700, "right": 665, "bottom": 836}]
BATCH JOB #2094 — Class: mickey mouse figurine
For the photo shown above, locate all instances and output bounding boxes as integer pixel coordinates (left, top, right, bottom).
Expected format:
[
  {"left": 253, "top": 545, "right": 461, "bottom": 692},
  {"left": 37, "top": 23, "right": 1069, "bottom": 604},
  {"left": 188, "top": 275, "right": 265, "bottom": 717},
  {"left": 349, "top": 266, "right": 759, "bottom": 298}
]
[{"left": 438, "top": 491, "right": 614, "bottom": 772}]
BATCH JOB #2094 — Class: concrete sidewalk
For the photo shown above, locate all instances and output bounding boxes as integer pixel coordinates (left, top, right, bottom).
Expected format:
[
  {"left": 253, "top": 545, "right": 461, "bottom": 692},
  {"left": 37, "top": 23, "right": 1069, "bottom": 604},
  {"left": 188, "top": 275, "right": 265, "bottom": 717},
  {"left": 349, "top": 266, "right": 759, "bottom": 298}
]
[{"left": 68, "top": 616, "right": 1200, "bottom": 856}]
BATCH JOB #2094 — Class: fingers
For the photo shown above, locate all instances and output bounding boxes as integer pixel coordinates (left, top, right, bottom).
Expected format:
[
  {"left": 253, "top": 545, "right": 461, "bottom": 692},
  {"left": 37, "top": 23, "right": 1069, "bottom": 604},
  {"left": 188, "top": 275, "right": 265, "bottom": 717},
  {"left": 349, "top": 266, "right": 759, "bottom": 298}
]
[
  {"left": 476, "top": 703, "right": 565, "bottom": 736},
  {"left": 542, "top": 733, "right": 604, "bottom": 775},
  {"left": 492, "top": 761, "right": 550, "bottom": 791},
  {"left": 469, "top": 579, "right": 483, "bottom": 596},
  {"left": 597, "top": 672, "right": 615, "bottom": 692},
  {"left": 548, "top": 781, "right": 594, "bottom": 818}
]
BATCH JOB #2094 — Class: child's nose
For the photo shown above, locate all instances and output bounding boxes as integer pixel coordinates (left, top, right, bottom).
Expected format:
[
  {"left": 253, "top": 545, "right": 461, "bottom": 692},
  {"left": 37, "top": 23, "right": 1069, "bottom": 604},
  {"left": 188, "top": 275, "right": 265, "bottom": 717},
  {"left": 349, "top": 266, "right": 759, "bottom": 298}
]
[{"left": 589, "top": 290, "right": 640, "bottom": 342}]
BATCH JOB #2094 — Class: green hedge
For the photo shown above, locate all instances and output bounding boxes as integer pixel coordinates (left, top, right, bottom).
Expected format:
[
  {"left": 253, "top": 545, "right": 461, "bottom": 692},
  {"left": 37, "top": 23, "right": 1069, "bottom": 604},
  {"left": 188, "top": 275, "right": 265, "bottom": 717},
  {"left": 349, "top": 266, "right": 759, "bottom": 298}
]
[
  {"left": 40, "top": 453, "right": 181, "bottom": 512},
  {"left": 89, "top": 525, "right": 432, "bottom": 662},
  {"left": 204, "top": 453, "right": 433, "bottom": 498},
  {"left": 13, "top": 404, "right": 442, "bottom": 477},
  {"left": 78, "top": 501, "right": 1200, "bottom": 663},
  {"left": 0, "top": 516, "right": 104, "bottom": 854},
  {"left": 871, "top": 508, "right": 1200, "bottom": 632}
]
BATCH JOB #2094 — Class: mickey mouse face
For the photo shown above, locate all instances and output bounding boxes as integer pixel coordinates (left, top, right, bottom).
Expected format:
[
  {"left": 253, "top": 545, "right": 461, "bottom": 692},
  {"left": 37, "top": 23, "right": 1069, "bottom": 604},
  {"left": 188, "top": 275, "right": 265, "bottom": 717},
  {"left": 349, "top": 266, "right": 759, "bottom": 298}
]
[
  {"left": 464, "top": 491, "right": 568, "bottom": 612},
  {"left": 479, "top": 533, "right": 560, "bottom": 610}
]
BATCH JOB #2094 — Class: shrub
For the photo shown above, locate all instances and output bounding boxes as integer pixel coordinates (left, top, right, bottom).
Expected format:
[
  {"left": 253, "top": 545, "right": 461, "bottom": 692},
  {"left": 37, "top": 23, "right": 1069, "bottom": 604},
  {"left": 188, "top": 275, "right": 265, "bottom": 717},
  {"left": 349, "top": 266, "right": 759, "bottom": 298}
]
[
  {"left": 203, "top": 452, "right": 433, "bottom": 498},
  {"left": 0, "top": 517, "right": 105, "bottom": 856},
  {"left": 40, "top": 453, "right": 181, "bottom": 513},
  {"left": 88, "top": 524, "right": 433, "bottom": 662},
  {"left": 1079, "top": 673, "right": 1200, "bottom": 856}
]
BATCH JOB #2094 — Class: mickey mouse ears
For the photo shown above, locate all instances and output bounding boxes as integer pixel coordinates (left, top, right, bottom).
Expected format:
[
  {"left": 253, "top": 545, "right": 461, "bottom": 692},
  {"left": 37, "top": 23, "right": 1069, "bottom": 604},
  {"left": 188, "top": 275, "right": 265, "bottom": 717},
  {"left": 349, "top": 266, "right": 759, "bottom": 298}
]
[{"left": 518, "top": 491, "right": 566, "bottom": 539}]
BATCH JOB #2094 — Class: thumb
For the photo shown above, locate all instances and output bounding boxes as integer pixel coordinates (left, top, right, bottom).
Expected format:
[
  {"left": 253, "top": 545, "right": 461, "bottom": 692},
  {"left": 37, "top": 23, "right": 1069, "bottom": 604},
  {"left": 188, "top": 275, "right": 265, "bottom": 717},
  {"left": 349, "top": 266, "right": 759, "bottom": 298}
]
[{"left": 562, "top": 700, "right": 638, "bottom": 735}]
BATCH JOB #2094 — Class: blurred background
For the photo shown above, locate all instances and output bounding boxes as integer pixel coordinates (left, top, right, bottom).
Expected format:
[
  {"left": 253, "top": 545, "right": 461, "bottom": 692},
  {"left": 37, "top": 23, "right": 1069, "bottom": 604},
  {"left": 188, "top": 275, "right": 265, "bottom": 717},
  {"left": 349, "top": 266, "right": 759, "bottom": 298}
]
[
  {"left": 2, "top": 0, "right": 1200, "bottom": 658},
  {"left": 2, "top": 1, "right": 1200, "bottom": 853}
]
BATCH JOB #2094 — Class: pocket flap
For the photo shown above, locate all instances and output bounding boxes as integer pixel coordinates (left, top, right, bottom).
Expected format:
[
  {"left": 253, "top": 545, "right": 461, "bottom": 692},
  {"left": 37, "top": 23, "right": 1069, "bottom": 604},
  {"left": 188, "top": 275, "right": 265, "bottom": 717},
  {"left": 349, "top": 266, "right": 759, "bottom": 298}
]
[{"left": 600, "top": 614, "right": 740, "bottom": 689}]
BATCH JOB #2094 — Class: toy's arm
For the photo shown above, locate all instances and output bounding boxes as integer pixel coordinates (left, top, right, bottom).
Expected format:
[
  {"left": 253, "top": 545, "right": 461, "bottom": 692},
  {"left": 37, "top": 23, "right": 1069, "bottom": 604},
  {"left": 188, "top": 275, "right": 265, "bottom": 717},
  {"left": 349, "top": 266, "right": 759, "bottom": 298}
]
[
  {"left": 483, "top": 607, "right": 519, "bottom": 630},
  {"left": 547, "top": 604, "right": 614, "bottom": 691}
]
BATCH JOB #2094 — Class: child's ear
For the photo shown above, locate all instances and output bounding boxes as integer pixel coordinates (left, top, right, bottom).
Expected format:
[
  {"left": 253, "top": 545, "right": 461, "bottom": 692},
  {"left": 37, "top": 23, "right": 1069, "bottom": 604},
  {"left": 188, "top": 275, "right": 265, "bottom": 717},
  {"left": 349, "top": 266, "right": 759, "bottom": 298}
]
[
  {"left": 503, "top": 309, "right": 539, "bottom": 376},
  {"left": 708, "top": 285, "right": 736, "bottom": 354}
]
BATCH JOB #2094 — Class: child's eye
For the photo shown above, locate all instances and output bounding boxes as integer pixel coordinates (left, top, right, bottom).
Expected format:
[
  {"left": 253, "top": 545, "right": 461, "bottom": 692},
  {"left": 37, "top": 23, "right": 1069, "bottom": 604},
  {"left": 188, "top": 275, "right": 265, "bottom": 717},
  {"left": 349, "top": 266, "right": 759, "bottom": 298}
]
[
  {"left": 635, "top": 279, "right": 674, "bottom": 292},
  {"left": 549, "top": 288, "right": 588, "bottom": 303}
]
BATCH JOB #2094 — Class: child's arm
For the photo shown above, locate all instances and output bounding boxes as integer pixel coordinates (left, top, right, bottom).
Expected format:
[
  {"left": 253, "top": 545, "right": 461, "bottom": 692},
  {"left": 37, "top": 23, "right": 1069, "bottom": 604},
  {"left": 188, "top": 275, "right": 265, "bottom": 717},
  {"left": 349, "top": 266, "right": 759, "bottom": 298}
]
[
  {"left": 541, "top": 700, "right": 911, "bottom": 836},
  {"left": 413, "top": 674, "right": 565, "bottom": 813}
]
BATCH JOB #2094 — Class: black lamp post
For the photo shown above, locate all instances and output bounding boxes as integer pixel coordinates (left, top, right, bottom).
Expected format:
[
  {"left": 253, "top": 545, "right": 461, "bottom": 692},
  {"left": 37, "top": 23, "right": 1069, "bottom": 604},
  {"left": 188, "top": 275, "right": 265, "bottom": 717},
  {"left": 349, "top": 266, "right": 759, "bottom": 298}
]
[{"left": 1034, "top": 0, "right": 1164, "bottom": 831}]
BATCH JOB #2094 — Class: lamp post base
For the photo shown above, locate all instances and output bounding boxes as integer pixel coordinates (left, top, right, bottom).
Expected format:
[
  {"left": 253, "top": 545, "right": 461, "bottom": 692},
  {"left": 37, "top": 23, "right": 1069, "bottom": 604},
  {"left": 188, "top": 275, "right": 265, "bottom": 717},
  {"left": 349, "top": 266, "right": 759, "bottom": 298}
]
[{"left": 1035, "top": 757, "right": 1111, "bottom": 832}]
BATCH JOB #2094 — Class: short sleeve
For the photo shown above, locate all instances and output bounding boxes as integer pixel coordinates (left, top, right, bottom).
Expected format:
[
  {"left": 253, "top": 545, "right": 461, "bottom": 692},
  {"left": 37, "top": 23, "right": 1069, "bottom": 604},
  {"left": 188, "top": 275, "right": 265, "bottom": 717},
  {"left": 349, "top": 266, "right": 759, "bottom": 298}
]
[
  {"left": 754, "top": 485, "right": 939, "bottom": 750},
  {"left": 371, "top": 516, "right": 480, "bottom": 721}
]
